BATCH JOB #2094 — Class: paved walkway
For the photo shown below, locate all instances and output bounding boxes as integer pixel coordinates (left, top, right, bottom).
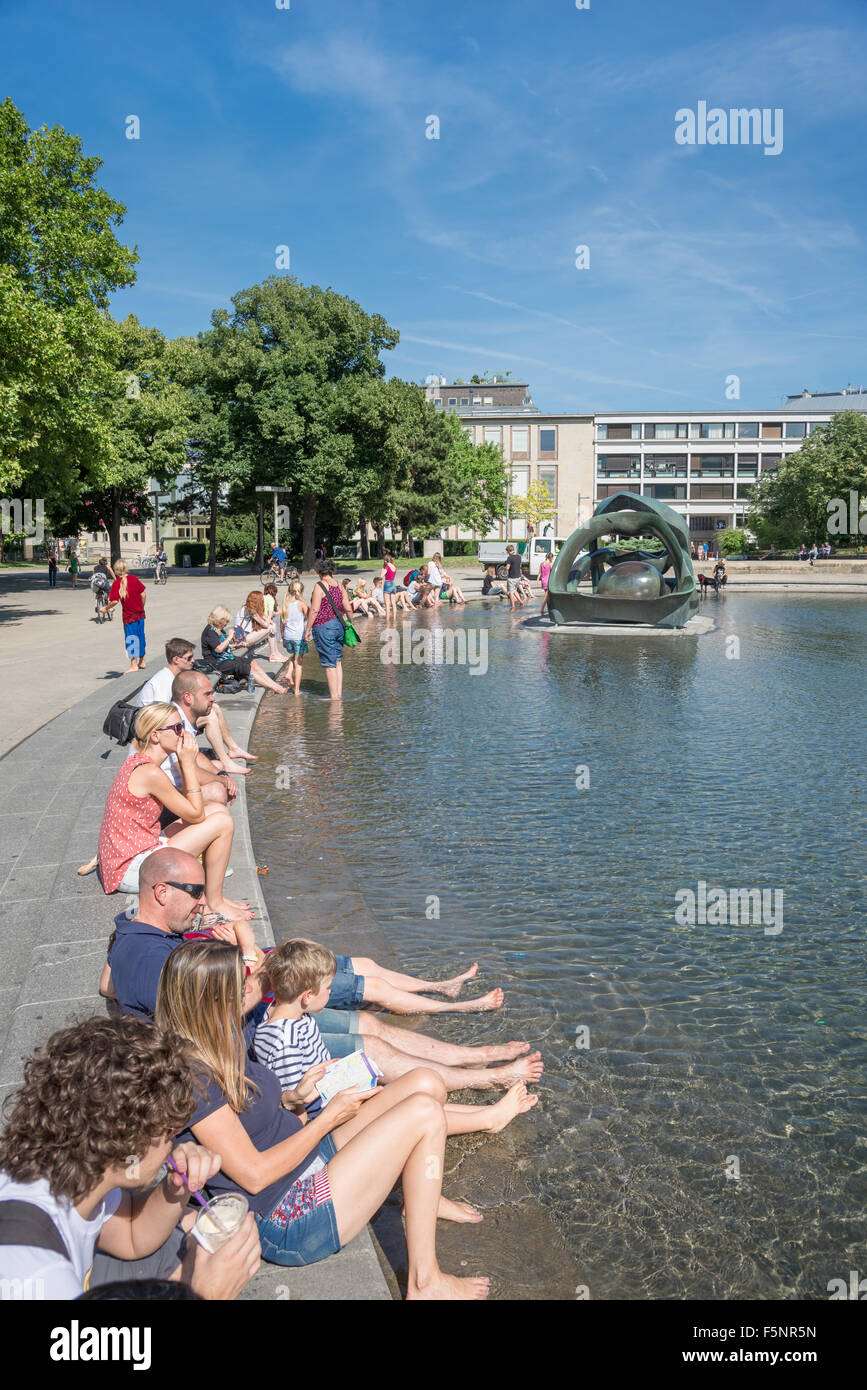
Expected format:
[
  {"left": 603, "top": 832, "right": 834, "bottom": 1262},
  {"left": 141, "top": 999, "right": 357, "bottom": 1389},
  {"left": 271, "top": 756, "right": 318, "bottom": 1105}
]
[{"left": 0, "top": 671, "right": 392, "bottom": 1300}]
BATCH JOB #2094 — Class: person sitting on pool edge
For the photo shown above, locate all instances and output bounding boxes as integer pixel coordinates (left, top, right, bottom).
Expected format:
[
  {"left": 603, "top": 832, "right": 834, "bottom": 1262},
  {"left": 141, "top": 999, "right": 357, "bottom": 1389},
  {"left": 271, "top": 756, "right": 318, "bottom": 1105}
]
[
  {"left": 253, "top": 938, "right": 538, "bottom": 1143},
  {"left": 99, "top": 849, "right": 542, "bottom": 1092},
  {"left": 0, "top": 1016, "right": 260, "bottom": 1299}
]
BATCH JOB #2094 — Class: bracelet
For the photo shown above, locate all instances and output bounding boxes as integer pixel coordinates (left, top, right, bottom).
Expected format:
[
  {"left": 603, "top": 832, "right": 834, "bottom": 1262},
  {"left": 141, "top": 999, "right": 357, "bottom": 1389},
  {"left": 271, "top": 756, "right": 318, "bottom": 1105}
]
[
  {"left": 242, "top": 952, "right": 259, "bottom": 964},
  {"left": 188, "top": 789, "right": 204, "bottom": 796}
]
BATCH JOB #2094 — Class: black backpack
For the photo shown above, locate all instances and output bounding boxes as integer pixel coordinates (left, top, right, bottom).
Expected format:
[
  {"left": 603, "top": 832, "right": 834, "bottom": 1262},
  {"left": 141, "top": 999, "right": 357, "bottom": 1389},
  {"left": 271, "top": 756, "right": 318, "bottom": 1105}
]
[
  {"left": 0, "top": 1200, "right": 70, "bottom": 1260},
  {"left": 102, "top": 683, "right": 145, "bottom": 745}
]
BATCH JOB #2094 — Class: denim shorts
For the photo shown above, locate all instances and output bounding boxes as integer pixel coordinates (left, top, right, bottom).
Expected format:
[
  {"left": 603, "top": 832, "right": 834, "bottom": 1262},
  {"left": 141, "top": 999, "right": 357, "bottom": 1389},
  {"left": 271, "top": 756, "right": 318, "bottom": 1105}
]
[
  {"left": 311, "top": 617, "right": 344, "bottom": 668},
  {"left": 382, "top": 580, "right": 396, "bottom": 593},
  {"left": 255, "top": 1172, "right": 341, "bottom": 1267},
  {"left": 326, "top": 957, "right": 365, "bottom": 1009}
]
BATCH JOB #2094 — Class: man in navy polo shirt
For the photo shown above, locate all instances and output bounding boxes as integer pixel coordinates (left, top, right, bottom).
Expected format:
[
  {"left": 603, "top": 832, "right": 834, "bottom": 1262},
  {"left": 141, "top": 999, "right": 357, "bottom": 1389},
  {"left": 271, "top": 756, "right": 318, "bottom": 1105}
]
[{"left": 101, "top": 847, "right": 261, "bottom": 1020}]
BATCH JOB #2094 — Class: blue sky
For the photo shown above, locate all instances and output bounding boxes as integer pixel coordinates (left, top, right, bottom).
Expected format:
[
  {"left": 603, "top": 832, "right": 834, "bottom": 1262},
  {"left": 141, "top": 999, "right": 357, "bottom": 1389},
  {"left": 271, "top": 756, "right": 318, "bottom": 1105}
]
[{"left": 3, "top": 0, "right": 866, "bottom": 410}]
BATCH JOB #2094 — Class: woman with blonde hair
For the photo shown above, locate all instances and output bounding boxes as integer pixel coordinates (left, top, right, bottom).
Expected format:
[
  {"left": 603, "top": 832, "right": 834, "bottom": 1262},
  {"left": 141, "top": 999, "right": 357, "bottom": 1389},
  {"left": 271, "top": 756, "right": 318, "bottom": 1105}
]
[
  {"left": 106, "top": 559, "right": 148, "bottom": 673},
  {"left": 280, "top": 580, "right": 308, "bottom": 696},
  {"left": 200, "top": 606, "right": 288, "bottom": 695},
  {"left": 157, "top": 941, "right": 490, "bottom": 1299},
  {"left": 431, "top": 553, "right": 467, "bottom": 604},
  {"left": 97, "top": 702, "right": 253, "bottom": 919}
]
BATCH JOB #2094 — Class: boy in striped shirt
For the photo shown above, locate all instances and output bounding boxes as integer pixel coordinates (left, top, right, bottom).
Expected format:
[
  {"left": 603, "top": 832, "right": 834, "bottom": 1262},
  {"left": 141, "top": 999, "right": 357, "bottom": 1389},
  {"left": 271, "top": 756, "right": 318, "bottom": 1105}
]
[{"left": 253, "top": 940, "right": 341, "bottom": 1122}]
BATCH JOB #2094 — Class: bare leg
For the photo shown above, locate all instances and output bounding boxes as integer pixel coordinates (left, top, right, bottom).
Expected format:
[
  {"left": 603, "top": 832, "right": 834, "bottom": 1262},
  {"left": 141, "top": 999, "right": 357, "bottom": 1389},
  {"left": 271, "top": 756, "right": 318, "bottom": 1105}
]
[
  {"left": 325, "top": 1093, "right": 489, "bottom": 1299},
  {"left": 213, "top": 703, "right": 255, "bottom": 761},
  {"left": 363, "top": 1033, "right": 544, "bottom": 1091},
  {"left": 250, "top": 659, "right": 289, "bottom": 695},
  {"left": 350, "top": 956, "right": 480, "bottom": 999},
  {"left": 201, "top": 708, "right": 249, "bottom": 776},
  {"left": 324, "top": 665, "right": 340, "bottom": 699},
  {"left": 363, "top": 975, "right": 504, "bottom": 1015},
  {"left": 293, "top": 657, "right": 303, "bottom": 695},
  {"left": 358, "top": 1013, "right": 530, "bottom": 1066},
  {"left": 163, "top": 810, "right": 252, "bottom": 919}
]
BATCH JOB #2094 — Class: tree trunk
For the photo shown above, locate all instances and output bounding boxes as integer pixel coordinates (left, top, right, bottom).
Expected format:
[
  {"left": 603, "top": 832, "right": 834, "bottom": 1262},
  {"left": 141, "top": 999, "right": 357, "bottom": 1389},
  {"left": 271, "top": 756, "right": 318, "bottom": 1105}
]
[
  {"left": 109, "top": 495, "right": 122, "bottom": 564},
  {"left": 302, "top": 494, "right": 317, "bottom": 571},
  {"left": 208, "top": 485, "right": 218, "bottom": 575},
  {"left": 359, "top": 514, "right": 370, "bottom": 561},
  {"left": 372, "top": 522, "right": 385, "bottom": 559},
  {"left": 255, "top": 501, "right": 264, "bottom": 572}
]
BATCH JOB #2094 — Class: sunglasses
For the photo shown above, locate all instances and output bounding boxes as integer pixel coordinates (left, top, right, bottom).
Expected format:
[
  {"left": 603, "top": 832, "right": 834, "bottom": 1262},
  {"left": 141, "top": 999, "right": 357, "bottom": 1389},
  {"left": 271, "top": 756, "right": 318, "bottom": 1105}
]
[
  {"left": 156, "top": 722, "right": 185, "bottom": 736},
  {"left": 164, "top": 880, "right": 206, "bottom": 899}
]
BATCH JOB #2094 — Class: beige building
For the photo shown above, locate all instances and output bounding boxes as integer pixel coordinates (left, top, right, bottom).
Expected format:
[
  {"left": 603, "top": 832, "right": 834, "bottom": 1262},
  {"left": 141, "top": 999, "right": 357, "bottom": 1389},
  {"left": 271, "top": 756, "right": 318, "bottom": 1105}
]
[{"left": 425, "top": 379, "right": 595, "bottom": 543}]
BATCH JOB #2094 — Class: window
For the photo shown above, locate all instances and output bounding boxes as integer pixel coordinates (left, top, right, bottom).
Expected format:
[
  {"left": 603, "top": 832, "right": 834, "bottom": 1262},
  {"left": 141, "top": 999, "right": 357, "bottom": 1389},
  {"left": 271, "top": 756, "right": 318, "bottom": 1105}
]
[
  {"left": 92, "top": 532, "right": 100, "bottom": 542},
  {"left": 460, "top": 397, "right": 469, "bottom": 406},
  {"left": 784, "top": 422, "right": 806, "bottom": 438},
  {"left": 645, "top": 484, "right": 686, "bottom": 500},
  {"left": 483, "top": 397, "right": 493, "bottom": 405},
  {"left": 434, "top": 399, "right": 443, "bottom": 408},
  {"left": 597, "top": 454, "right": 641, "bottom": 478},
  {"left": 760, "top": 455, "right": 781, "bottom": 472},
  {"left": 484, "top": 426, "right": 501, "bottom": 446},
  {"left": 511, "top": 426, "right": 529, "bottom": 457},
  {"left": 539, "top": 467, "right": 557, "bottom": 504},
  {"left": 644, "top": 423, "right": 687, "bottom": 440},
  {"left": 691, "top": 422, "right": 736, "bottom": 439},
  {"left": 761, "top": 422, "right": 783, "bottom": 439},
  {"left": 511, "top": 467, "right": 529, "bottom": 498},
  {"left": 539, "top": 427, "right": 557, "bottom": 455},
  {"left": 736, "top": 484, "right": 755, "bottom": 500},
  {"left": 472, "top": 396, "right": 482, "bottom": 405},
  {"left": 690, "top": 454, "right": 734, "bottom": 477},
  {"left": 736, "top": 455, "right": 758, "bottom": 477},
  {"left": 807, "top": 421, "right": 825, "bottom": 435},
  {"left": 448, "top": 397, "right": 457, "bottom": 406},
  {"left": 604, "top": 423, "right": 640, "bottom": 441},
  {"left": 691, "top": 484, "right": 734, "bottom": 500},
  {"left": 737, "top": 421, "right": 759, "bottom": 438},
  {"left": 596, "top": 424, "right": 608, "bottom": 439},
  {"left": 122, "top": 531, "right": 128, "bottom": 541},
  {"left": 597, "top": 483, "right": 634, "bottom": 499},
  {"left": 644, "top": 454, "right": 687, "bottom": 478}
]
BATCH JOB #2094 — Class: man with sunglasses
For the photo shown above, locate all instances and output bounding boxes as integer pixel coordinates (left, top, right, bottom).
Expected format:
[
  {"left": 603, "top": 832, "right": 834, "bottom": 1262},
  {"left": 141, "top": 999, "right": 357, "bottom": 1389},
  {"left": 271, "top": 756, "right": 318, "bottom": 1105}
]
[{"left": 101, "top": 847, "right": 262, "bottom": 1022}]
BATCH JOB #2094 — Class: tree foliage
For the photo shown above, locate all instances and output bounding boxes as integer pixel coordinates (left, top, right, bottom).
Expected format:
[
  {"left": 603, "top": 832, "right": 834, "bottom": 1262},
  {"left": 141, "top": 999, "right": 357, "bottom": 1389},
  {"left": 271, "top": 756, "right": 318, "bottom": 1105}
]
[{"left": 748, "top": 412, "right": 867, "bottom": 547}]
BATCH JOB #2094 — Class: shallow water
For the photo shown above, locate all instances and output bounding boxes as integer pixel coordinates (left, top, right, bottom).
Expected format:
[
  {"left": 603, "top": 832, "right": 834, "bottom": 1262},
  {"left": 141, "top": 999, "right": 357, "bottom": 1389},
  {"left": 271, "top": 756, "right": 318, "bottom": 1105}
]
[{"left": 248, "top": 594, "right": 867, "bottom": 1299}]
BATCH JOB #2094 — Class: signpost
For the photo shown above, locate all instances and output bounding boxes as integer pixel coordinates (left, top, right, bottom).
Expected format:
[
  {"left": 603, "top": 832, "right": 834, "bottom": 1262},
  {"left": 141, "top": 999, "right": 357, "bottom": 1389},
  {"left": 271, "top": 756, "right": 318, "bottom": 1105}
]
[{"left": 254, "top": 486, "right": 289, "bottom": 549}]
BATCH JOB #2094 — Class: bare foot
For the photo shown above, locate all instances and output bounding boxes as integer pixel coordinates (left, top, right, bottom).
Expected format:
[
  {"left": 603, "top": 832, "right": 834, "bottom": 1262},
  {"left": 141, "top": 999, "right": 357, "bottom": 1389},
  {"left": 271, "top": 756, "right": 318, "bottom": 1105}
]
[
  {"left": 220, "top": 761, "right": 251, "bottom": 776},
  {"left": 435, "top": 963, "right": 480, "bottom": 998},
  {"left": 408, "top": 1271, "right": 490, "bottom": 1300},
  {"left": 229, "top": 749, "right": 257, "bottom": 762},
  {"left": 209, "top": 898, "right": 254, "bottom": 920},
  {"left": 465, "top": 1052, "right": 544, "bottom": 1091},
  {"left": 402, "top": 1196, "right": 482, "bottom": 1224},
  {"left": 477, "top": 1041, "right": 530, "bottom": 1063},
  {"left": 453, "top": 988, "right": 504, "bottom": 1013},
  {"left": 485, "top": 1082, "right": 538, "bottom": 1133},
  {"left": 122, "top": 666, "right": 139, "bottom": 675},
  {"left": 77, "top": 854, "right": 98, "bottom": 876}
]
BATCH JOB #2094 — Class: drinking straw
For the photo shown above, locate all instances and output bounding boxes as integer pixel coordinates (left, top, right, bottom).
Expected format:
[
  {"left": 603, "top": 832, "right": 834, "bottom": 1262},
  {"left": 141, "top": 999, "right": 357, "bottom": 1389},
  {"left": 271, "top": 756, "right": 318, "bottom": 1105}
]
[{"left": 166, "top": 1155, "right": 230, "bottom": 1233}]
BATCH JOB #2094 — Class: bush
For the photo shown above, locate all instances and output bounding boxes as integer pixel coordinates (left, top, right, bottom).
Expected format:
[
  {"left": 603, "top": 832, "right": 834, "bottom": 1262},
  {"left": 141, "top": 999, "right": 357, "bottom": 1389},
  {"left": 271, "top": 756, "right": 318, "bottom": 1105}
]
[
  {"left": 174, "top": 541, "right": 207, "bottom": 567},
  {"left": 718, "top": 527, "right": 750, "bottom": 556},
  {"left": 443, "top": 540, "right": 477, "bottom": 556}
]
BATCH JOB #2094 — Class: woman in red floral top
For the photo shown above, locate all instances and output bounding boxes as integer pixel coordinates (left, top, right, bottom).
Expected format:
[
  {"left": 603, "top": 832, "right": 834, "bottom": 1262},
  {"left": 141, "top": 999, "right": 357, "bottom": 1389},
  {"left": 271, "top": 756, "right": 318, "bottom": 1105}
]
[{"left": 98, "top": 702, "right": 252, "bottom": 920}]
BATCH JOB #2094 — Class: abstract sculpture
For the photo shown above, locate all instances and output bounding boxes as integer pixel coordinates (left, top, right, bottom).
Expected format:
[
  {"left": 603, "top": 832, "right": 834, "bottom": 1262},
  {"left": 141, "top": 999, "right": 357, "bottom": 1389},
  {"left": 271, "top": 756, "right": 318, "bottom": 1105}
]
[{"left": 547, "top": 492, "right": 699, "bottom": 629}]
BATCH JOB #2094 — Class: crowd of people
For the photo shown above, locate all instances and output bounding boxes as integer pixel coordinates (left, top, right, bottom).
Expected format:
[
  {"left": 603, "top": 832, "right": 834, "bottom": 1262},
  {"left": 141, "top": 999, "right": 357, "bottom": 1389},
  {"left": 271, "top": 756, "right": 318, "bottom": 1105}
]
[{"left": 0, "top": 552, "right": 548, "bottom": 1299}]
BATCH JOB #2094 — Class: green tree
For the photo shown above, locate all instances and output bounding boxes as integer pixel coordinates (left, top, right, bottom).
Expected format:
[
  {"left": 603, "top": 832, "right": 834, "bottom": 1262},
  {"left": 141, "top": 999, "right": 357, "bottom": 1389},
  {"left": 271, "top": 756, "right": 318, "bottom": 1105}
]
[
  {"left": 748, "top": 412, "right": 867, "bottom": 548},
  {"left": 202, "top": 276, "right": 398, "bottom": 569},
  {"left": 511, "top": 479, "right": 557, "bottom": 534},
  {"left": 0, "top": 99, "right": 138, "bottom": 549},
  {"left": 717, "top": 527, "right": 750, "bottom": 555}
]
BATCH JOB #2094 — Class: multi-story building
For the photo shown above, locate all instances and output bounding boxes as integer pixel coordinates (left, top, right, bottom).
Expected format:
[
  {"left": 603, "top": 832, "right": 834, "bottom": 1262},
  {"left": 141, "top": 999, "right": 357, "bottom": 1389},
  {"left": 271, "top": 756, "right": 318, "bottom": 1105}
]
[
  {"left": 593, "top": 409, "right": 835, "bottom": 545},
  {"left": 424, "top": 378, "right": 595, "bottom": 543}
]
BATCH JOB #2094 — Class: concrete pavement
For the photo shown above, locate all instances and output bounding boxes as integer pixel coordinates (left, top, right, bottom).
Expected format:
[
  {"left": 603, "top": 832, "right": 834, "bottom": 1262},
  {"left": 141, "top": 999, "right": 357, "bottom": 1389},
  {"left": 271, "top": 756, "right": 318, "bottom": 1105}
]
[{"left": 0, "top": 669, "right": 393, "bottom": 1300}]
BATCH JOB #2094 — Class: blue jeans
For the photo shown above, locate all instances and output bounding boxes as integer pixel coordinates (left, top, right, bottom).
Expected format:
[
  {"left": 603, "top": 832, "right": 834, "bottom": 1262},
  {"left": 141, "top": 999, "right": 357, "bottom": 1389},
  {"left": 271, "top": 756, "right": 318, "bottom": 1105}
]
[
  {"left": 326, "top": 957, "right": 365, "bottom": 1009},
  {"left": 317, "top": 1006, "right": 363, "bottom": 1058}
]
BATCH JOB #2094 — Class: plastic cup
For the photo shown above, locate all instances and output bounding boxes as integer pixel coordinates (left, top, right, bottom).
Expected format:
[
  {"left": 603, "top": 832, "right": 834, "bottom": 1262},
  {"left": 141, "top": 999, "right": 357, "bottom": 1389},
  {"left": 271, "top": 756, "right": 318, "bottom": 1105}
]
[{"left": 192, "top": 1194, "right": 249, "bottom": 1253}]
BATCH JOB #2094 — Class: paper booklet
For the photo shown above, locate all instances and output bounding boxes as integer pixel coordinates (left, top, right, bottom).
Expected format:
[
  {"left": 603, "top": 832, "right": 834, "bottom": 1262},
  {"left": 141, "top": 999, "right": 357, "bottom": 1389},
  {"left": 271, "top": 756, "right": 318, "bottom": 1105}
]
[{"left": 315, "top": 1050, "right": 382, "bottom": 1105}]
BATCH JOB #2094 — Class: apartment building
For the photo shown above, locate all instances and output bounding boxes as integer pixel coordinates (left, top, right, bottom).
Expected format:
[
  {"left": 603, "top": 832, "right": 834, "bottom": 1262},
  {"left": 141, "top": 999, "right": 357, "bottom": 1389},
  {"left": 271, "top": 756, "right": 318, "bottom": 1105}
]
[{"left": 594, "top": 410, "right": 836, "bottom": 544}]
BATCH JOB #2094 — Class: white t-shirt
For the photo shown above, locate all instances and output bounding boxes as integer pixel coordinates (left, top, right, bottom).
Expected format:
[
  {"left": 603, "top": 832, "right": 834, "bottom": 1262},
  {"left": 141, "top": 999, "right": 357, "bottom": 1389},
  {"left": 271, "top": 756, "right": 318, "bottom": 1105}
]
[
  {"left": 0, "top": 1172, "right": 122, "bottom": 1299},
  {"left": 426, "top": 561, "right": 443, "bottom": 587},
  {"left": 136, "top": 666, "right": 175, "bottom": 708}
]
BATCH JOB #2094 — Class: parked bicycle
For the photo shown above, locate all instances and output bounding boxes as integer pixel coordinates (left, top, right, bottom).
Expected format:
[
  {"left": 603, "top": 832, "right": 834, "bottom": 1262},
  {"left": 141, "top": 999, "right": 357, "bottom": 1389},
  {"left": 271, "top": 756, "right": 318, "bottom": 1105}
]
[{"left": 91, "top": 576, "right": 113, "bottom": 622}]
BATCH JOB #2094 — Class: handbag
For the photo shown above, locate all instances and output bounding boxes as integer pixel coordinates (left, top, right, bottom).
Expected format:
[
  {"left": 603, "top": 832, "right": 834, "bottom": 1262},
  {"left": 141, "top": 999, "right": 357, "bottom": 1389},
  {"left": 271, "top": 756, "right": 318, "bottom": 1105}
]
[{"left": 318, "top": 581, "right": 360, "bottom": 648}]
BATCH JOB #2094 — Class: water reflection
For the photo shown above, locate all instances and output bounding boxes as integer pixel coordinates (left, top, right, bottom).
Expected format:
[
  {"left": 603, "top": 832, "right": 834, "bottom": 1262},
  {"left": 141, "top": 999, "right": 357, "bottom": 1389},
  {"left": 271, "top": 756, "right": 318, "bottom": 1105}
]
[{"left": 248, "top": 597, "right": 867, "bottom": 1299}]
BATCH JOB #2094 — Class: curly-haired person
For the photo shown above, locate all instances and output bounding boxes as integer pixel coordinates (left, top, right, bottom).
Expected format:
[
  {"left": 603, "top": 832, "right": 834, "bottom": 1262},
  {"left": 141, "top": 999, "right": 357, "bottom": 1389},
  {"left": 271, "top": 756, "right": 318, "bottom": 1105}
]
[{"left": 0, "top": 1017, "right": 260, "bottom": 1300}]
